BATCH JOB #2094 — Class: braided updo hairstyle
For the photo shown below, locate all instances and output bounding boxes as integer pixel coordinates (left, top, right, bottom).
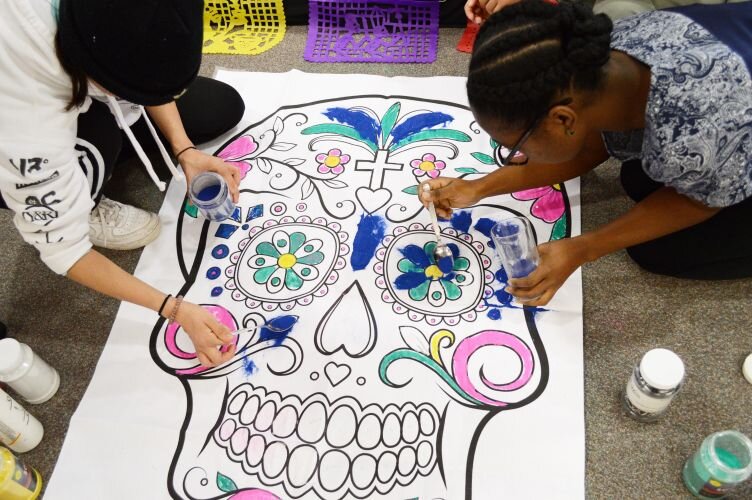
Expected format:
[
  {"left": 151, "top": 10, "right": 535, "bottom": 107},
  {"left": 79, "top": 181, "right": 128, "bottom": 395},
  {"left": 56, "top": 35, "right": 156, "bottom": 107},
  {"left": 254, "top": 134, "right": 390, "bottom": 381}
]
[{"left": 467, "top": 0, "right": 613, "bottom": 129}]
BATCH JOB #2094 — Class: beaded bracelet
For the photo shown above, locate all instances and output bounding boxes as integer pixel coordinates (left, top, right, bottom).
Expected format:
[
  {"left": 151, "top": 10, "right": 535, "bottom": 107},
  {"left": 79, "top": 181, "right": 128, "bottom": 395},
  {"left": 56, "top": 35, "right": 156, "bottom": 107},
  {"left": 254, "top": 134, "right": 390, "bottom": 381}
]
[
  {"left": 158, "top": 294, "right": 172, "bottom": 317},
  {"left": 168, "top": 295, "right": 184, "bottom": 324}
]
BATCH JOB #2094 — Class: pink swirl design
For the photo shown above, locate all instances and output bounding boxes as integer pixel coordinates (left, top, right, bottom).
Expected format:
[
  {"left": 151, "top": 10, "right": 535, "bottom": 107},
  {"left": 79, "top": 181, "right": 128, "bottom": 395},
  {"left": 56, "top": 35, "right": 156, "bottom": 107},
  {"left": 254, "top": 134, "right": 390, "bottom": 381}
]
[
  {"left": 452, "top": 330, "right": 534, "bottom": 407},
  {"left": 164, "top": 305, "right": 238, "bottom": 375}
]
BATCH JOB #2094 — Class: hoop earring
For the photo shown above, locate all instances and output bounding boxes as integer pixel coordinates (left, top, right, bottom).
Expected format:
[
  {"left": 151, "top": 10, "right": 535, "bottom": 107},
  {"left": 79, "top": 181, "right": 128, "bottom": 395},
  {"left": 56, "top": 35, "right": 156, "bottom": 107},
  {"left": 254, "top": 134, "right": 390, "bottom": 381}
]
[{"left": 566, "top": 129, "right": 575, "bottom": 136}]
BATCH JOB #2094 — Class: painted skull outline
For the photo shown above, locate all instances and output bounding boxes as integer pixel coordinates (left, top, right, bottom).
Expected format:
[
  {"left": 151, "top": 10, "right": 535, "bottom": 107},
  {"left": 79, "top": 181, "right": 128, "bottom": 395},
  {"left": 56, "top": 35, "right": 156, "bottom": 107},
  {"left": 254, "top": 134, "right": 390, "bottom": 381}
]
[{"left": 150, "top": 96, "right": 572, "bottom": 499}]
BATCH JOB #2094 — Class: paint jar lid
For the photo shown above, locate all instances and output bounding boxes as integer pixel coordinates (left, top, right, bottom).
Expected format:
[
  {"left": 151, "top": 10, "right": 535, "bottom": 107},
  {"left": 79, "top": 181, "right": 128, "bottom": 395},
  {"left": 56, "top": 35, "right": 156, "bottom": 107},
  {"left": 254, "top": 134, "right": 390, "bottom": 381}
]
[
  {"left": 640, "top": 348, "right": 685, "bottom": 390},
  {"left": 743, "top": 353, "right": 752, "bottom": 385},
  {"left": 0, "top": 338, "right": 23, "bottom": 375}
]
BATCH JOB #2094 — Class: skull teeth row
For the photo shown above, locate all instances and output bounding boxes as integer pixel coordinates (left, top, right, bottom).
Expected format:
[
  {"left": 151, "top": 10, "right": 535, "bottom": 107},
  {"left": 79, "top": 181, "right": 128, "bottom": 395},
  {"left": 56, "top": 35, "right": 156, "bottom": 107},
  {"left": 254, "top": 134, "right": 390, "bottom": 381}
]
[{"left": 211, "top": 384, "right": 440, "bottom": 497}]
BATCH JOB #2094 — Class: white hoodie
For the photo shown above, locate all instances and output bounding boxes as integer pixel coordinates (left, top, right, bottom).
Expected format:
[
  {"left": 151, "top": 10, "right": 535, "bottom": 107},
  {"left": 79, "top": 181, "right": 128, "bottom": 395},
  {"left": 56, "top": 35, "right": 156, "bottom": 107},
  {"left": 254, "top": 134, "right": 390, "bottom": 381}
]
[{"left": 0, "top": 0, "right": 180, "bottom": 275}]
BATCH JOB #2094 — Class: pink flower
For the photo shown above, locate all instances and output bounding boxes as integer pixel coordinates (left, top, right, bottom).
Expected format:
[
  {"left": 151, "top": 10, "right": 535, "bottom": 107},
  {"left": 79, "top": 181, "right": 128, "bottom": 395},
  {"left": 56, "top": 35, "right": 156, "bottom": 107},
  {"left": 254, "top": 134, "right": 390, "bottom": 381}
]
[
  {"left": 218, "top": 135, "right": 258, "bottom": 161},
  {"left": 315, "top": 148, "right": 350, "bottom": 175},
  {"left": 512, "top": 184, "right": 565, "bottom": 223},
  {"left": 218, "top": 135, "right": 259, "bottom": 180},
  {"left": 411, "top": 153, "right": 446, "bottom": 178}
]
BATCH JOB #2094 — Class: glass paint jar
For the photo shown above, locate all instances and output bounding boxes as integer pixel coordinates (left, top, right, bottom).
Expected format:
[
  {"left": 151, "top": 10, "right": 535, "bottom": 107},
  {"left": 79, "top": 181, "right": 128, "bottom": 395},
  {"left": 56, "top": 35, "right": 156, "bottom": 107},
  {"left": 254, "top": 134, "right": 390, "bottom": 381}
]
[
  {"left": 683, "top": 430, "right": 752, "bottom": 498},
  {"left": 623, "top": 348, "right": 684, "bottom": 422},
  {"left": 189, "top": 172, "right": 235, "bottom": 222},
  {"left": 490, "top": 216, "right": 539, "bottom": 279}
]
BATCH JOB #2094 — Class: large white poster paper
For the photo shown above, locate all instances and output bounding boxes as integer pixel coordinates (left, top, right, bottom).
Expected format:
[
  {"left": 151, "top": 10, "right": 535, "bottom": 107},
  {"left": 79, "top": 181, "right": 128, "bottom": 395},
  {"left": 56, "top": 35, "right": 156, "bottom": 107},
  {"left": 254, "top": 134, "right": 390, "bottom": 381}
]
[{"left": 47, "top": 70, "right": 584, "bottom": 500}]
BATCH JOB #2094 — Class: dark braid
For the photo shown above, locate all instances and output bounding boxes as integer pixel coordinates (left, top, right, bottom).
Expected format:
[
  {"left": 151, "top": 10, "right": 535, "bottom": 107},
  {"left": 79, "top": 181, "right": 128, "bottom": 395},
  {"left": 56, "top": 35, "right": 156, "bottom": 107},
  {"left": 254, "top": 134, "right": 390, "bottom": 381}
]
[{"left": 467, "top": 0, "right": 613, "bottom": 128}]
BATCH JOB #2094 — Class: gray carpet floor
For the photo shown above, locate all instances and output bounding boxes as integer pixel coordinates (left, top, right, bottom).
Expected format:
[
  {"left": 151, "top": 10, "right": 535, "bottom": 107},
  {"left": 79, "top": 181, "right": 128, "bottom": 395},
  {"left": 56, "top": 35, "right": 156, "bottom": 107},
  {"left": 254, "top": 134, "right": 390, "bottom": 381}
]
[{"left": 1, "top": 26, "right": 750, "bottom": 499}]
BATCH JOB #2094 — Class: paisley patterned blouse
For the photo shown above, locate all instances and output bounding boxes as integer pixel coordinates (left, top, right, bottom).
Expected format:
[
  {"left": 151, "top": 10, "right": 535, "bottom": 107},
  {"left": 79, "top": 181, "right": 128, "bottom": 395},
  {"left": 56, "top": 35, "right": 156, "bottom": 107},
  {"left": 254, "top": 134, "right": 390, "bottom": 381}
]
[{"left": 602, "top": 5, "right": 752, "bottom": 207}]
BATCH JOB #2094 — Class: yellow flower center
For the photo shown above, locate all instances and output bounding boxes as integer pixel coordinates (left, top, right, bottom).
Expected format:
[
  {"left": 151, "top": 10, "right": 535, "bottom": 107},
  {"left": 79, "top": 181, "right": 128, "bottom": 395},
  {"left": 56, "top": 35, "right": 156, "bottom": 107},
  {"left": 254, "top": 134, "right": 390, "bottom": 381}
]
[
  {"left": 424, "top": 265, "right": 444, "bottom": 280},
  {"left": 277, "top": 253, "right": 297, "bottom": 269},
  {"left": 419, "top": 161, "right": 435, "bottom": 172},
  {"left": 325, "top": 155, "right": 341, "bottom": 168}
]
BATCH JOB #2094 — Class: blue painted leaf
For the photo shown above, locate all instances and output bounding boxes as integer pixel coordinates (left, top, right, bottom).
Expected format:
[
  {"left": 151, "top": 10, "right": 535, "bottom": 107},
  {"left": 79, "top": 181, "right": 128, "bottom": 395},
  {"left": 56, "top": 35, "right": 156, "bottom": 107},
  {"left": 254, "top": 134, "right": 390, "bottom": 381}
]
[
  {"left": 471, "top": 152, "right": 496, "bottom": 165},
  {"left": 399, "top": 244, "right": 431, "bottom": 267},
  {"left": 402, "top": 185, "right": 419, "bottom": 195},
  {"left": 380, "top": 103, "right": 402, "bottom": 146},
  {"left": 455, "top": 167, "right": 481, "bottom": 174},
  {"left": 322, "top": 107, "right": 380, "bottom": 146},
  {"left": 216, "top": 472, "right": 237, "bottom": 493},
  {"left": 390, "top": 112, "right": 454, "bottom": 144}
]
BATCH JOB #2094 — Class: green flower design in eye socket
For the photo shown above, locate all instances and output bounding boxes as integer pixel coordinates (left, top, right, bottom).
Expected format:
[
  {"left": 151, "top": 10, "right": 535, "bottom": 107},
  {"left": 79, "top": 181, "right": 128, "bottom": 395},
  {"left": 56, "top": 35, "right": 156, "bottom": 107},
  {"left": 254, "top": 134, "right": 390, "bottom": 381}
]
[{"left": 248, "top": 230, "right": 325, "bottom": 293}]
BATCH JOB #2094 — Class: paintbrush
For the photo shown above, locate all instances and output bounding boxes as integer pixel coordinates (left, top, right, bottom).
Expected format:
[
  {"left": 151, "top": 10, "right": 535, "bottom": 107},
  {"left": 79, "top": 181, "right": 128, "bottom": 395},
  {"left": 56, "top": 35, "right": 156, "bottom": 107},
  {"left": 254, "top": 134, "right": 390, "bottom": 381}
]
[{"left": 422, "top": 183, "right": 455, "bottom": 273}]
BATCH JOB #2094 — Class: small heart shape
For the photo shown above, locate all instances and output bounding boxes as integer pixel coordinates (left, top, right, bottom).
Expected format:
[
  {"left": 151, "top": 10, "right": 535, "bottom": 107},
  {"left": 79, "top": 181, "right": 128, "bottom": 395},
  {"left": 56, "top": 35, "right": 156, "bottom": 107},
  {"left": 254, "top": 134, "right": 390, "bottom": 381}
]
[
  {"left": 324, "top": 362, "right": 352, "bottom": 387},
  {"left": 355, "top": 187, "right": 392, "bottom": 214}
]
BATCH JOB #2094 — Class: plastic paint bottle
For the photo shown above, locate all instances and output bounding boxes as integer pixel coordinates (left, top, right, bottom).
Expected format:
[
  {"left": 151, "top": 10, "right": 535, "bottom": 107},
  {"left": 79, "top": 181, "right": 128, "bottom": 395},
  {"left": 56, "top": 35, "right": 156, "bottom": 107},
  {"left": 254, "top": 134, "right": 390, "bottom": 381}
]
[
  {"left": 623, "top": 348, "right": 685, "bottom": 422},
  {"left": 0, "top": 446, "right": 42, "bottom": 500},
  {"left": 0, "top": 339, "right": 60, "bottom": 404},
  {"left": 189, "top": 172, "right": 235, "bottom": 221},
  {"left": 683, "top": 430, "right": 752, "bottom": 498},
  {"left": 0, "top": 389, "right": 43, "bottom": 453},
  {"left": 490, "top": 216, "right": 539, "bottom": 279}
]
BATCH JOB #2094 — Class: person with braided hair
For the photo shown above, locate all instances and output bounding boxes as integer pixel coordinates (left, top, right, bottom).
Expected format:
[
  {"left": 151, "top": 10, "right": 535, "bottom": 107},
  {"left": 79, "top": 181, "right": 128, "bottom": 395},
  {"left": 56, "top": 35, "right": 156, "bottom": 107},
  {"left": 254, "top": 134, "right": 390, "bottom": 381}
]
[{"left": 421, "top": 0, "right": 752, "bottom": 306}]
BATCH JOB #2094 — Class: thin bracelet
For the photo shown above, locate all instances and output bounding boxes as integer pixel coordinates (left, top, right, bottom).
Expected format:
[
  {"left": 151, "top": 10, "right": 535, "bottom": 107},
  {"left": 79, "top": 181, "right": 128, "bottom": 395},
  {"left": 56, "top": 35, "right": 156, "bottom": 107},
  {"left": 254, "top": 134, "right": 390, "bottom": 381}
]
[
  {"left": 158, "top": 294, "right": 172, "bottom": 317},
  {"left": 175, "top": 145, "right": 196, "bottom": 160},
  {"left": 168, "top": 295, "right": 184, "bottom": 324}
]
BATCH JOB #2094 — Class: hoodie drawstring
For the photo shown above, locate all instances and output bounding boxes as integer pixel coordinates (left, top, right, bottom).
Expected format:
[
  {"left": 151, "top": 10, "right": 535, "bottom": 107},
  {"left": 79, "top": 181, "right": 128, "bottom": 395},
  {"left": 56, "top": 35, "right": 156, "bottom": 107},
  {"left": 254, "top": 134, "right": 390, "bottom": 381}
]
[{"left": 106, "top": 96, "right": 184, "bottom": 191}]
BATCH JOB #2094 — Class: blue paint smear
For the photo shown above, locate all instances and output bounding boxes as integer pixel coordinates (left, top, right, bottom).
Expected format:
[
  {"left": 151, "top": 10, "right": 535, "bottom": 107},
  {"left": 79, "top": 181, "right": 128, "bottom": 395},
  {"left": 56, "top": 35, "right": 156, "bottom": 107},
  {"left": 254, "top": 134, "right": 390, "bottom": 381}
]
[
  {"left": 324, "top": 107, "right": 380, "bottom": 145},
  {"left": 243, "top": 358, "right": 257, "bottom": 376},
  {"left": 487, "top": 309, "right": 501, "bottom": 320},
  {"left": 448, "top": 243, "right": 460, "bottom": 259},
  {"left": 437, "top": 255, "right": 454, "bottom": 274},
  {"left": 390, "top": 112, "right": 453, "bottom": 145},
  {"left": 495, "top": 267, "right": 509, "bottom": 284},
  {"left": 450, "top": 211, "right": 472, "bottom": 234},
  {"left": 259, "top": 315, "right": 299, "bottom": 346},
  {"left": 474, "top": 217, "right": 497, "bottom": 249},
  {"left": 494, "top": 288, "right": 515, "bottom": 307},
  {"left": 395, "top": 272, "right": 427, "bottom": 290},
  {"left": 351, "top": 214, "right": 387, "bottom": 271},
  {"left": 399, "top": 244, "right": 431, "bottom": 268}
]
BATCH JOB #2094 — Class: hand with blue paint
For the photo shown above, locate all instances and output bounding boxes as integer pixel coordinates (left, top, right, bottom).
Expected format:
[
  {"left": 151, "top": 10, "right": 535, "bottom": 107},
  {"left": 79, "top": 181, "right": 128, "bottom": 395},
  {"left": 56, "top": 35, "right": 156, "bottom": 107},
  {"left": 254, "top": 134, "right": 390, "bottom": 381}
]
[
  {"left": 505, "top": 237, "right": 590, "bottom": 306},
  {"left": 418, "top": 177, "right": 483, "bottom": 219}
]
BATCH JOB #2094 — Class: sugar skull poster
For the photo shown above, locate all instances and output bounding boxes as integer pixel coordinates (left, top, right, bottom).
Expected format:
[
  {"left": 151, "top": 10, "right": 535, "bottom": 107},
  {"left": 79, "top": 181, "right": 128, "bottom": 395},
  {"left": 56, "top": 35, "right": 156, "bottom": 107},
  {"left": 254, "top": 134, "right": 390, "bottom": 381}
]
[{"left": 47, "top": 71, "right": 584, "bottom": 499}]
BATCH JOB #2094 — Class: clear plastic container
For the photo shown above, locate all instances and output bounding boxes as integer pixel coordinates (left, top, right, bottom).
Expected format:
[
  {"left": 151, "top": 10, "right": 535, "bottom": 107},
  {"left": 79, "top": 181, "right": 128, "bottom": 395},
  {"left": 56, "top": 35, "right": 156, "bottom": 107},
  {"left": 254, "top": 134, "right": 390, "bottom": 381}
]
[
  {"left": 0, "top": 446, "right": 41, "bottom": 499},
  {"left": 0, "top": 389, "right": 43, "bottom": 453},
  {"left": 623, "top": 348, "right": 685, "bottom": 422},
  {"left": 490, "top": 215, "right": 539, "bottom": 279},
  {"left": 683, "top": 430, "right": 752, "bottom": 498},
  {"left": 188, "top": 172, "right": 235, "bottom": 222},
  {"left": 0, "top": 339, "right": 59, "bottom": 404}
]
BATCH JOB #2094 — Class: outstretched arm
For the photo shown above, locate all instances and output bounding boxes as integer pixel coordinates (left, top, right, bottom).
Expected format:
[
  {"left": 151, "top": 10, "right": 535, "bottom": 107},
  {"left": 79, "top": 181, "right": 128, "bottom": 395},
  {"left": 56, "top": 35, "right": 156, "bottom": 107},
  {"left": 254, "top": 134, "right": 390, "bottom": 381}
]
[
  {"left": 67, "top": 249, "right": 237, "bottom": 367},
  {"left": 509, "top": 187, "right": 721, "bottom": 306}
]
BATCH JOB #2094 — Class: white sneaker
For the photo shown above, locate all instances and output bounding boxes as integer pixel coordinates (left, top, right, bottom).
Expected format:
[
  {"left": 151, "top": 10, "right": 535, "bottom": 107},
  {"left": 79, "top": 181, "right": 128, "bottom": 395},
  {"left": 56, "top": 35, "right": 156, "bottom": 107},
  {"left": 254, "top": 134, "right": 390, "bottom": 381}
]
[{"left": 88, "top": 196, "right": 161, "bottom": 250}]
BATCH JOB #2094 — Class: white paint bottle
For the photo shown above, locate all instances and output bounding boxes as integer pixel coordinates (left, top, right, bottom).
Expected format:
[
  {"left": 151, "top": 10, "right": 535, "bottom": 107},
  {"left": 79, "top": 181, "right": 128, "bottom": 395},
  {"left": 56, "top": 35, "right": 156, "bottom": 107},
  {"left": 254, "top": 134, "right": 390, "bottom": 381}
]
[
  {"left": 0, "top": 389, "right": 43, "bottom": 453},
  {"left": 623, "top": 348, "right": 685, "bottom": 422},
  {"left": 0, "top": 339, "right": 60, "bottom": 404}
]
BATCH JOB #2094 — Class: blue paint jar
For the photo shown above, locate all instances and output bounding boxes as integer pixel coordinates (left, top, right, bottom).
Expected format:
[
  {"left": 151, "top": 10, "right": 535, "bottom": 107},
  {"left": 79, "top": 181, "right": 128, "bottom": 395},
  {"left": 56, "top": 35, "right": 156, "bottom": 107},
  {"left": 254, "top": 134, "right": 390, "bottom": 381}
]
[
  {"left": 189, "top": 172, "right": 235, "bottom": 222},
  {"left": 683, "top": 430, "right": 752, "bottom": 498},
  {"left": 490, "top": 216, "right": 539, "bottom": 279}
]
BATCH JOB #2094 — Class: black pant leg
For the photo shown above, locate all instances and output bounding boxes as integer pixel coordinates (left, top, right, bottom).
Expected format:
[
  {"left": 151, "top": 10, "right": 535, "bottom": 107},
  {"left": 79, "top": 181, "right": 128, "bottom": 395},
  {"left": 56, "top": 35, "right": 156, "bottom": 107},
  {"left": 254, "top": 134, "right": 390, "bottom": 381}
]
[
  {"left": 75, "top": 100, "right": 123, "bottom": 204},
  {"left": 620, "top": 160, "right": 752, "bottom": 279}
]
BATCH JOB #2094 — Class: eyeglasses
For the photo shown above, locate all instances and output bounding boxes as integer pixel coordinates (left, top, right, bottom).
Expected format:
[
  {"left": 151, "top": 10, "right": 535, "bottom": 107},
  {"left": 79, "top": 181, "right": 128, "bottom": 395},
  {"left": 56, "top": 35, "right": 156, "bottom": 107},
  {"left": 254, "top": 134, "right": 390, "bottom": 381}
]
[{"left": 494, "top": 98, "right": 573, "bottom": 167}]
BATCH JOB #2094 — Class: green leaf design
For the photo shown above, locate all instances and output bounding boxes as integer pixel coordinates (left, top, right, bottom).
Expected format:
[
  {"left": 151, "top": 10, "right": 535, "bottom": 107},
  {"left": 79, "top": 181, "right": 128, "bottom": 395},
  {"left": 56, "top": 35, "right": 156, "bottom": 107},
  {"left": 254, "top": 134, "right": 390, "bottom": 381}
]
[
  {"left": 402, "top": 185, "right": 419, "bottom": 195},
  {"left": 471, "top": 152, "right": 496, "bottom": 165},
  {"left": 391, "top": 129, "right": 472, "bottom": 150},
  {"left": 380, "top": 103, "right": 401, "bottom": 146},
  {"left": 455, "top": 167, "right": 480, "bottom": 174},
  {"left": 183, "top": 199, "right": 198, "bottom": 218},
  {"left": 301, "top": 124, "right": 377, "bottom": 151},
  {"left": 216, "top": 472, "right": 237, "bottom": 493},
  {"left": 551, "top": 215, "right": 568, "bottom": 241}
]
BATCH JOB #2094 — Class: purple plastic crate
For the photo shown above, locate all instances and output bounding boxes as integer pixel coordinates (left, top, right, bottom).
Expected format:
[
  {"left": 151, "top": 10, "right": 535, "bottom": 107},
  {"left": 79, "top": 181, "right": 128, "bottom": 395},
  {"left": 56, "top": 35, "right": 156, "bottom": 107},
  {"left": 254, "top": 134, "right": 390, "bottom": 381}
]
[{"left": 305, "top": 0, "right": 440, "bottom": 63}]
